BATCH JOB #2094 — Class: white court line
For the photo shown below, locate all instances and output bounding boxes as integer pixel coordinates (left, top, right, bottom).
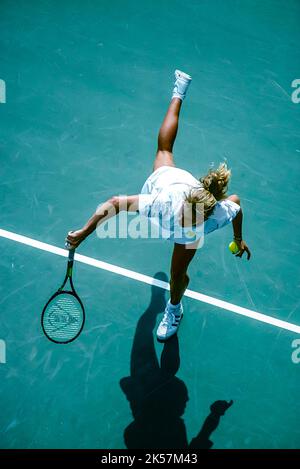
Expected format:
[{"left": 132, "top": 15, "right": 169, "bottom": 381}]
[{"left": 1, "top": 228, "right": 300, "bottom": 334}]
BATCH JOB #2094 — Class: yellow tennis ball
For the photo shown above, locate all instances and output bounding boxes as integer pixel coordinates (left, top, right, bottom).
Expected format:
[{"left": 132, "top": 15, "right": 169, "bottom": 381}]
[{"left": 229, "top": 241, "right": 239, "bottom": 254}]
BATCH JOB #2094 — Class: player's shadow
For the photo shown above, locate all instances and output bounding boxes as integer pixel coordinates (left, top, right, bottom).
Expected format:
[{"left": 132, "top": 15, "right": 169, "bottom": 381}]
[{"left": 120, "top": 272, "right": 233, "bottom": 449}]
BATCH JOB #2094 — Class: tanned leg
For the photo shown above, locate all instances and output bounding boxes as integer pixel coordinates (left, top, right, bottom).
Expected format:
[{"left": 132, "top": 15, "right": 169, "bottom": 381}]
[{"left": 153, "top": 97, "right": 182, "bottom": 171}]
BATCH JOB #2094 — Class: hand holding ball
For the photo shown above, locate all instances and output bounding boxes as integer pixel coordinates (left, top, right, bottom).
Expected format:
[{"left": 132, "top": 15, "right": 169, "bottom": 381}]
[{"left": 229, "top": 241, "right": 239, "bottom": 254}]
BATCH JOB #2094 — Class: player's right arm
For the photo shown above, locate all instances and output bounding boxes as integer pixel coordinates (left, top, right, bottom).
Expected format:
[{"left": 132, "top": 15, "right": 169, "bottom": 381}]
[{"left": 66, "top": 195, "right": 139, "bottom": 249}]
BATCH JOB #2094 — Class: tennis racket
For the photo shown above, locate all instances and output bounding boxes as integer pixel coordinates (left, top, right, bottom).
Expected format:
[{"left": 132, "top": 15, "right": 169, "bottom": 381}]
[{"left": 41, "top": 249, "right": 85, "bottom": 344}]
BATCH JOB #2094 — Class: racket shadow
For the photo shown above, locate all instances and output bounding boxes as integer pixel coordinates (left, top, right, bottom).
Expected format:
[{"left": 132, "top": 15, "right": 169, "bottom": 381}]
[{"left": 120, "top": 271, "right": 233, "bottom": 449}]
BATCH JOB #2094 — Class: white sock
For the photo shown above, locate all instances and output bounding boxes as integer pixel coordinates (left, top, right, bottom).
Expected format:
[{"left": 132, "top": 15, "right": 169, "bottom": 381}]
[{"left": 167, "top": 299, "right": 181, "bottom": 315}]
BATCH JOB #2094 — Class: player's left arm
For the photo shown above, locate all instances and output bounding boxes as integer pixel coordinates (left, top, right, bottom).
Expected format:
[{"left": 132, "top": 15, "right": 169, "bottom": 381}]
[{"left": 227, "top": 194, "right": 251, "bottom": 260}]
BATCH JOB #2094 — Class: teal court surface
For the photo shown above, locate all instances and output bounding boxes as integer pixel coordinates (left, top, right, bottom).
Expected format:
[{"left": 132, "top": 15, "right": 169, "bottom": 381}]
[{"left": 1, "top": 0, "right": 300, "bottom": 449}]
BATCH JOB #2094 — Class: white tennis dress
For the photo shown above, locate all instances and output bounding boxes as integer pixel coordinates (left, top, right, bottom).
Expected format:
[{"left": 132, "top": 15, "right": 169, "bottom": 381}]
[{"left": 138, "top": 166, "right": 240, "bottom": 245}]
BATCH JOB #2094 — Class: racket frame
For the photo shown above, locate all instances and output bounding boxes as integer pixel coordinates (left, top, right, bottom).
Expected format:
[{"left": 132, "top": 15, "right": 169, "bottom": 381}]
[{"left": 41, "top": 249, "right": 85, "bottom": 344}]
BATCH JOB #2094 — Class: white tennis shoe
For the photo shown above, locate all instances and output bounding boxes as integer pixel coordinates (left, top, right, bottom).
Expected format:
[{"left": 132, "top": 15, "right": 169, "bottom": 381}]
[
  {"left": 172, "top": 69, "right": 192, "bottom": 101},
  {"left": 156, "top": 301, "right": 183, "bottom": 341}
]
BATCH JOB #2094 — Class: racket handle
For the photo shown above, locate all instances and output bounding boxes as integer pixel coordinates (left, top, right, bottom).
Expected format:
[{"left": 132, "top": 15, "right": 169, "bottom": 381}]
[
  {"left": 68, "top": 249, "right": 75, "bottom": 262},
  {"left": 65, "top": 240, "right": 72, "bottom": 249}
]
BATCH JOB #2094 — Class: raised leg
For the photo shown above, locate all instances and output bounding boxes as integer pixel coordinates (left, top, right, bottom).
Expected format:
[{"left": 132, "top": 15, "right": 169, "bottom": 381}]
[
  {"left": 153, "top": 97, "right": 182, "bottom": 171},
  {"left": 153, "top": 70, "right": 192, "bottom": 171}
]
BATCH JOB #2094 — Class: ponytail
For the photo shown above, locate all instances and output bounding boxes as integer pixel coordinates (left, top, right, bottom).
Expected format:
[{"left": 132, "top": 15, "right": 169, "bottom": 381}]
[
  {"left": 184, "top": 162, "right": 232, "bottom": 221},
  {"left": 200, "top": 163, "right": 231, "bottom": 201}
]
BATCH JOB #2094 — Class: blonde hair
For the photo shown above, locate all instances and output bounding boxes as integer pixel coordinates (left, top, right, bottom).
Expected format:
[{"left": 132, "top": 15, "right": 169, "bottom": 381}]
[{"left": 185, "top": 163, "right": 231, "bottom": 221}]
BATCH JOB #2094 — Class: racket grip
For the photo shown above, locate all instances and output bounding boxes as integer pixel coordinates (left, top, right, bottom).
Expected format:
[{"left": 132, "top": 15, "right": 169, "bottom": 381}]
[
  {"left": 68, "top": 249, "right": 75, "bottom": 262},
  {"left": 65, "top": 240, "right": 75, "bottom": 251}
]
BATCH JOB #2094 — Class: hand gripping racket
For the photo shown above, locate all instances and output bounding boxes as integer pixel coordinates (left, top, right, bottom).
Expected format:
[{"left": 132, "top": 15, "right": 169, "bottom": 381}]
[{"left": 41, "top": 249, "right": 85, "bottom": 344}]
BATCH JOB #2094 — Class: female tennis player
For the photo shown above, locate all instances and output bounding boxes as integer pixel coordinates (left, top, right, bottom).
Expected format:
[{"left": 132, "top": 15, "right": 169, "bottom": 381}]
[{"left": 66, "top": 70, "right": 251, "bottom": 341}]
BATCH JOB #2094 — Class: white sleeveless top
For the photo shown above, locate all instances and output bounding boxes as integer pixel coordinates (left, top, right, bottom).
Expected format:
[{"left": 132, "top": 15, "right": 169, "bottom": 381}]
[{"left": 138, "top": 166, "right": 240, "bottom": 245}]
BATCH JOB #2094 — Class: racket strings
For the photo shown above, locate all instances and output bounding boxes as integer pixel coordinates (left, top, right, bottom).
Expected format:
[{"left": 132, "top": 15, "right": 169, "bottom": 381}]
[{"left": 43, "top": 293, "right": 84, "bottom": 342}]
